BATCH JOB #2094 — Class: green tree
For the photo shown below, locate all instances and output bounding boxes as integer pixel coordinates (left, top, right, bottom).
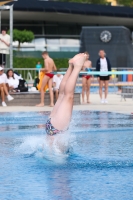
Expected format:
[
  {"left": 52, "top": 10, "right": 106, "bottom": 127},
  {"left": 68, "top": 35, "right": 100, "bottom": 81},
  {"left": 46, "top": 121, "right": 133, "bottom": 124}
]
[
  {"left": 13, "top": 29, "right": 34, "bottom": 51},
  {"left": 116, "top": 0, "right": 133, "bottom": 6},
  {"left": 56, "top": 0, "right": 108, "bottom": 4}
]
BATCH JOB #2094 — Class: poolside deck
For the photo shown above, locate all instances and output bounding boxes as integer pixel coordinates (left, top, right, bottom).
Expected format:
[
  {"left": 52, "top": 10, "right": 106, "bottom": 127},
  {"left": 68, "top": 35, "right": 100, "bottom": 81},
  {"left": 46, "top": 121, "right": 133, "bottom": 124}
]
[
  {"left": 77, "top": 82, "right": 133, "bottom": 87},
  {"left": 0, "top": 92, "right": 80, "bottom": 106},
  {"left": 1, "top": 94, "right": 133, "bottom": 115}
]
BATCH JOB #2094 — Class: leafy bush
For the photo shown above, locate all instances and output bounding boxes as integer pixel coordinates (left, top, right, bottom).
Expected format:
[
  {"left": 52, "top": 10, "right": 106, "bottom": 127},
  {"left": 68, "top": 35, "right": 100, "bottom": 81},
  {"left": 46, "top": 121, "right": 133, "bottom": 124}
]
[
  {"left": 13, "top": 57, "right": 69, "bottom": 69},
  {"left": 13, "top": 29, "right": 34, "bottom": 50}
]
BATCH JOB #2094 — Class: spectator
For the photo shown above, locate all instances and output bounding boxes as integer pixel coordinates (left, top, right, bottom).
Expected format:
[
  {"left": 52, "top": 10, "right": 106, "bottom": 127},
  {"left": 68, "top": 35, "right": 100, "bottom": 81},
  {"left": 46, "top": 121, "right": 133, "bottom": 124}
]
[
  {"left": 82, "top": 51, "right": 92, "bottom": 103},
  {"left": 0, "top": 27, "right": 10, "bottom": 66},
  {"left": 96, "top": 50, "right": 112, "bottom": 104},
  {"left": 36, "top": 61, "right": 42, "bottom": 72},
  {"left": 53, "top": 73, "right": 63, "bottom": 101},
  {"left": 6, "top": 69, "right": 19, "bottom": 92},
  {"left": 14, "top": 71, "right": 23, "bottom": 80},
  {"left": 117, "top": 86, "right": 122, "bottom": 94},
  {"left": 0, "top": 66, "right": 14, "bottom": 107}
]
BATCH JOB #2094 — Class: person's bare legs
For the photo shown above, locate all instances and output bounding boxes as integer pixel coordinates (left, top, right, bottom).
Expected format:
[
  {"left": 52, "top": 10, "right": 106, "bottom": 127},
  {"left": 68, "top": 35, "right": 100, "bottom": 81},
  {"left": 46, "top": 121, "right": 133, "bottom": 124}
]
[
  {"left": 50, "top": 64, "right": 73, "bottom": 118},
  {"left": 0, "top": 83, "right": 14, "bottom": 102},
  {"left": 55, "top": 90, "right": 59, "bottom": 101},
  {"left": 6, "top": 83, "right": 10, "bottom": 91},
  {"left": 51, "top": 54, "right": 86, "bottom": 130},
  {"left": 86, "top": 78, "right": 91, "bottom": 103},
  {"left": 104, "top": 80, "right": 109, "bottom": 99},
  {"left": 0, "top": 87, "right": 5, "bottom": 102},
  {"left": 99, "top": 80, "right": 104, "bottom": 99},
  {"left": 82, "top": 77, "right": 87, "bottom": 103},
  {"left": 36, "top": 76, "right": 50, "bottom": 107},
  {"left": 2, "top": 83, "right": 9, "bottom": 96},
  {"left": 48, "top": 78, "right": 54, "bottom": 107}
]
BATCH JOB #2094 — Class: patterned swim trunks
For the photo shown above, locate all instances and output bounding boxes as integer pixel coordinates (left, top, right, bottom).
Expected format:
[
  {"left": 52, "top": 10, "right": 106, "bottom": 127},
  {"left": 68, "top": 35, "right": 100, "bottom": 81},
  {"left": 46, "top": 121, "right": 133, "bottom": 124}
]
[{"left": 45, "top": 118, "right": 61, "bottom": 136}]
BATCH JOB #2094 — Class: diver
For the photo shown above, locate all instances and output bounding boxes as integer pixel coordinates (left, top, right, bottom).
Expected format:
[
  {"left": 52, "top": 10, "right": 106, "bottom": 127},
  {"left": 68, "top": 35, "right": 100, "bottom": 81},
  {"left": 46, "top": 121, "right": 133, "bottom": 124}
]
[{"left": 45, "top": 53, "right": 87, "bottom": 136}]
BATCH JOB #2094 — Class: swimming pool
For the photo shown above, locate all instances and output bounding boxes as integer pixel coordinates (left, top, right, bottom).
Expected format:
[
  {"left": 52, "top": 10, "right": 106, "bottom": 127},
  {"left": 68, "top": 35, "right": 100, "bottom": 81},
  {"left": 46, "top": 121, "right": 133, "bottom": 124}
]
[
  {"left": 0, "top": 111, "right": 133, "bottom": 200},
  {"left": 75, "top": 86, "right": 117, "bottom": 93}
]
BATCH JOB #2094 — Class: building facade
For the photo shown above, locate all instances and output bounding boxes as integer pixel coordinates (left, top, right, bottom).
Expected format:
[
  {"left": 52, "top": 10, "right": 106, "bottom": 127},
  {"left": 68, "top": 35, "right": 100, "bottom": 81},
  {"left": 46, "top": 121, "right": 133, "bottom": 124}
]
[
  {"left": 1, "top": 0, "right": 133, "bottom": 54},
  {"left": 107, "top": 0, "right": 117, "bottom": 6}
]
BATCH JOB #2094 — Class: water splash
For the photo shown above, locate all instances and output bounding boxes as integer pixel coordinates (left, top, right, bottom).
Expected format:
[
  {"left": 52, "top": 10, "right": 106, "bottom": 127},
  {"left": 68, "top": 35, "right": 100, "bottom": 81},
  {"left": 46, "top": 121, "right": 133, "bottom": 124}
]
[{"left": 15, "top": 131, "right": 76, "bottom": 164}]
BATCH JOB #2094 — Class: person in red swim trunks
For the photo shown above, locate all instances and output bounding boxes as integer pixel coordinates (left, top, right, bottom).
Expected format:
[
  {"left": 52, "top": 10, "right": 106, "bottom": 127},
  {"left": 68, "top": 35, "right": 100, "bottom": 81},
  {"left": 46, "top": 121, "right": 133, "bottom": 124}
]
[
  {"left": 36, "top": 51, "right": 57, "bottom": 107},
  {"left": 82, "top": 51, "right": 92, "bottom": 103}
]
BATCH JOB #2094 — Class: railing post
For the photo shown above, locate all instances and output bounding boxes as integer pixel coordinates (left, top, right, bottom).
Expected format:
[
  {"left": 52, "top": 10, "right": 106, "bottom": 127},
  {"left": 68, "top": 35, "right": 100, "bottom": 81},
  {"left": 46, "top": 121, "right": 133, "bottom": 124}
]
[{"left": 10, "top": 5, "right": 13, "bottom": 69}]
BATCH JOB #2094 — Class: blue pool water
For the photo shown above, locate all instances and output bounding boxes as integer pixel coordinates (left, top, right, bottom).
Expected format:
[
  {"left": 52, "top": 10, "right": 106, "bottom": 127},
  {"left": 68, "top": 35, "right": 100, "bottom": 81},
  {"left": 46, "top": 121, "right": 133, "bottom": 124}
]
[
  {"left": 75, "top": 86, "right": 117, "bottom": 93},
  {"left": 0, "top": 111, "right": 133, "bottom": 200}
]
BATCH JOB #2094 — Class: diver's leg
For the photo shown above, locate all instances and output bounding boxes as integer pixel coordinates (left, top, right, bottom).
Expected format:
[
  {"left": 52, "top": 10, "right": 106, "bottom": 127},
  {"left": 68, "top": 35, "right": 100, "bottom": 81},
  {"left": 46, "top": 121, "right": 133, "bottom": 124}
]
[
  {"left": 51, "top": 54, "right": 86, "bottom": 130},
  {"left": 50, "top": 64, "right": 73, "bottom": 117}
]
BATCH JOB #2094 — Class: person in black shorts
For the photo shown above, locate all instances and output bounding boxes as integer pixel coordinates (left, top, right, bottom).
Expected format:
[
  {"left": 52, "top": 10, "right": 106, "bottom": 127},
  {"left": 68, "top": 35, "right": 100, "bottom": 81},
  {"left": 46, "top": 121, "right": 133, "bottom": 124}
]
[{"left": 96, "top": 50, "right": 112, "bottom": 104}]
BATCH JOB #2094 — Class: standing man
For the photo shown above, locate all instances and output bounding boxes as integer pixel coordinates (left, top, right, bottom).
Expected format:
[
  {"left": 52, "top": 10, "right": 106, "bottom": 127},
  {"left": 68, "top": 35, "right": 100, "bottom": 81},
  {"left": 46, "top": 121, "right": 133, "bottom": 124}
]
[
  {"left": 96, "top": 50, "right": 112, "bottom": 104},
  {"left": 0, "top": 27, "right": 10, "bottom": 66},
  {"left": 36, "top": 51, "right": 57, "bottom": 107},
  {"left": 82, "top": 51, "right": 92, "bottom": 103}
]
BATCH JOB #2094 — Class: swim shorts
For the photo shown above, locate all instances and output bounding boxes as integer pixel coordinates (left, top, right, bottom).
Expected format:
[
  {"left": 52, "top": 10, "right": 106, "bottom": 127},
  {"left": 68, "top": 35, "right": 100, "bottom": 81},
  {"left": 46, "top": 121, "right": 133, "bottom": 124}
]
[
  {"left": 46, "top": 118, "right": 61, "bottom": 136},
  {"left": 100, "top": 76, "right": 109, "bottom": 81},
  {"left": 45, "top": 73, "right": 54, "bottom": 79},
  {"left": 82, "top": 75, "right": 91, "bottom": 80}
]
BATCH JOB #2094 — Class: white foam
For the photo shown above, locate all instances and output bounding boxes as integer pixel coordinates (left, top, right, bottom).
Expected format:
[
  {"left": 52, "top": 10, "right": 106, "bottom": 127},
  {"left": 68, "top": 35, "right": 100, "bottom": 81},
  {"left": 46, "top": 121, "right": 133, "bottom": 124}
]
[{"left": 15, "top": 131, "right": 76, "bottom": 164}]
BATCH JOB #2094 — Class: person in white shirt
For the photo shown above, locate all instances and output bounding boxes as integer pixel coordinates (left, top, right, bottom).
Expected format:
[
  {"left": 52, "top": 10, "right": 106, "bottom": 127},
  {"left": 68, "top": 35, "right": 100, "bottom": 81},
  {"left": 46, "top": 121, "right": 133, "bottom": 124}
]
[
  {"left": 6, "top": 69, "right": 19, "bottom": 91},
  {"left": 96, "top": 50, "right": 112, "bottom": 104},
  {"left": 14, "top": 71, "right": 23, "bottom": 80},
  {"left": 53, "top": 74, "right": 63, "bottom": 100},
  {"left": 0, "top": 66, "right": 14, "bottom": 107},
  {"left": 0, "top": 27, "right": 10, "bottom": 66}
]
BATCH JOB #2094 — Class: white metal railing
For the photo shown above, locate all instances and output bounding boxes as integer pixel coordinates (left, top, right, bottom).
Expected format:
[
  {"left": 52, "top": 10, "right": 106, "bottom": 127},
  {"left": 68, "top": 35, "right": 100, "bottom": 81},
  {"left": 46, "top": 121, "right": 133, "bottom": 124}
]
[
  {"left": 2, "top": 68, "right": 133, "bottom": 97},
  {"left": 4, "top": 68, "right": 133, "bottom": 84},
  {"left": 4, "top": 68, "right": 37, "bottom": 84}
]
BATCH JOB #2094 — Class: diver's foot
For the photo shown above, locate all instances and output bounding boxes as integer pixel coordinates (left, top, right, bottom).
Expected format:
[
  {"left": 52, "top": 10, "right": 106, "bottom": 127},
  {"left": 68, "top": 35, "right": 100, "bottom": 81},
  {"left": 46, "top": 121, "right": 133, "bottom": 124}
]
[
  {"left": 87, "top": 101, "right": 91, "bottom": 104},
  {"left": 73, "top": 53, "right": 87, "bottom": 70},
  {"left": 69, "top": 53, "right": 86, "bottom": 65},
  {"left": 68, "top": 54, "right": 81, "bottom": 64},
  {"left": 68, "top": 58, "right": 74, "bottom": 65},
  {"left": 36, "top": 103, "right": 44, "bottom": 107}
]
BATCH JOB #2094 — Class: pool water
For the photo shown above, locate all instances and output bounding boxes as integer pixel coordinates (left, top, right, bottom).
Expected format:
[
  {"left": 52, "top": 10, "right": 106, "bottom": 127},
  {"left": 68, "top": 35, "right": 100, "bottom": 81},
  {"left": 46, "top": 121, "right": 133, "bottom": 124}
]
[
  {"left": 0, "top": 111, "right": 133, "bottom": 200},
  {"left": 75, "top": 86, "right": 117, "bottom": 93}
]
